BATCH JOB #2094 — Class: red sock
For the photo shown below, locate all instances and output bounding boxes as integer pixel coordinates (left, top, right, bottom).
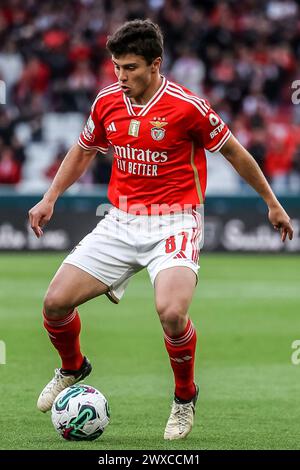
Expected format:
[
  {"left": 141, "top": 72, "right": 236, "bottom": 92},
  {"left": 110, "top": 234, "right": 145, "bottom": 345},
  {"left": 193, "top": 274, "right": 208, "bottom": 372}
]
[
  {"left": 43, "top": 309, "right": 84, "bottom": 371},
  {"left": 164, "top": 319, "right": 197, "bottom": 401}
]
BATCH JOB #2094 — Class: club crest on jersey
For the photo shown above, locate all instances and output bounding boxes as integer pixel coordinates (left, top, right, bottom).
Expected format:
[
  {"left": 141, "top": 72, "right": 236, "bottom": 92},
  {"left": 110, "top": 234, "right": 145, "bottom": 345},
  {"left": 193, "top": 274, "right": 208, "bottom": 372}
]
[
  {"left": 128, "top": 119, "right": 140, "bottom": 137},
  {"left": 150, "top": 119, "right": 168, "bottom": 141}
]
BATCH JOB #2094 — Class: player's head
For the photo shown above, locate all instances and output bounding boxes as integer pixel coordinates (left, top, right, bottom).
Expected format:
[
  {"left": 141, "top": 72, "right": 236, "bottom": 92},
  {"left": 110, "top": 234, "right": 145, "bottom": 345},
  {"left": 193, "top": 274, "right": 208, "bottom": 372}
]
[
  {"left": 106, "top": 19, "right": 163, "bottom": 65},
  {"left": 106, "top": 19, "right": 164, "bottom": 100}
]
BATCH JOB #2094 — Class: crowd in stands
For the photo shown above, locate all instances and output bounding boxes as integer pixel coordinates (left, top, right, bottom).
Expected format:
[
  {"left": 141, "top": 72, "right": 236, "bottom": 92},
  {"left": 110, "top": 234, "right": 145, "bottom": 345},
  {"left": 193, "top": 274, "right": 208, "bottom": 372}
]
[{"left": 0, "top": 0, "right": 300, "bottom": 192}]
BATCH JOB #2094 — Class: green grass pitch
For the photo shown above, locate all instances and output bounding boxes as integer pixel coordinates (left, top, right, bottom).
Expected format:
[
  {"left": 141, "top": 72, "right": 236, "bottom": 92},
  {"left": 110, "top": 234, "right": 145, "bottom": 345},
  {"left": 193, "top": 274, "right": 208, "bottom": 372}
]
[{"left": 0, "top": 253, "right": 300, "bottom": 450}]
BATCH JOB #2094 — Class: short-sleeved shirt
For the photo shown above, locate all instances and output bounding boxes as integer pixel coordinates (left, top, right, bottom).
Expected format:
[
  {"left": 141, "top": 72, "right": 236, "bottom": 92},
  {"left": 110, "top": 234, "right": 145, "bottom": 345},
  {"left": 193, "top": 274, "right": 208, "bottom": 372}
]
[{"left": 78, "top": 77, "right": 231, "bottom": 214}]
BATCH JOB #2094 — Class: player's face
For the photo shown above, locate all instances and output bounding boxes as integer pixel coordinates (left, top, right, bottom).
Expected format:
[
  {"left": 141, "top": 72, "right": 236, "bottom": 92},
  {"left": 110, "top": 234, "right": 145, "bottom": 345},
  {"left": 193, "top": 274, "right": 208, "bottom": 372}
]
[{"left": 112, "top": 54, "right": 161, "bottom": 102}]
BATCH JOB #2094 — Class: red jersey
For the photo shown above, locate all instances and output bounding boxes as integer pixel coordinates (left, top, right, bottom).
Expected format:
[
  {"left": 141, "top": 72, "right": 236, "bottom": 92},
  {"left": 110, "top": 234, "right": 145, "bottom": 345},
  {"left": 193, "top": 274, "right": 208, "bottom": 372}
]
[{"left": 78, "top": 77, "right": 231, "bottom": 214}]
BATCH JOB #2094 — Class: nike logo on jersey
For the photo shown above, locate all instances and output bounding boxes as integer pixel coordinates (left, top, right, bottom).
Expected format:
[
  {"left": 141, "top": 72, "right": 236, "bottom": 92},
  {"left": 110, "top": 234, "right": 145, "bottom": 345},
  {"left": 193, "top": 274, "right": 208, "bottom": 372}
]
[{"left": 106, "top": 122, "right": 117, "bottom": 132}]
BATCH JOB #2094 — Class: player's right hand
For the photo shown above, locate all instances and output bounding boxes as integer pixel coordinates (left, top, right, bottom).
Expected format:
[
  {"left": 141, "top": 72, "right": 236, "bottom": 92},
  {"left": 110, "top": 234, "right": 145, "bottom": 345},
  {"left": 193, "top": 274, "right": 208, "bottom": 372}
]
[{"left": 28, "top": 198, "right": 54, "bottom": 238}]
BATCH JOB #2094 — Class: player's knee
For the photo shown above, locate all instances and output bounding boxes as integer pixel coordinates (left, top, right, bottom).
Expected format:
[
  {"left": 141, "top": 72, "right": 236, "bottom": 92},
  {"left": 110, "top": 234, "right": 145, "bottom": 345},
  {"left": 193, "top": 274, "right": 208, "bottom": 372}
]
[
  {"left": 43, "top": 290, "right": 71, "bottom": 319},
  {"left": 156, "top": 303, "right": 187, "bottom": 333}
]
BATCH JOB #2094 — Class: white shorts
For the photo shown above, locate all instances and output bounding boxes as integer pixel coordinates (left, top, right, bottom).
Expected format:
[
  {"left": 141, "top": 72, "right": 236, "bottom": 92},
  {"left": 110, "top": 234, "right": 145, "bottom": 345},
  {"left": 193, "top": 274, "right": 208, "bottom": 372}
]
[{"left": 63, "top": 206, "right": 203, "bottom": 303}]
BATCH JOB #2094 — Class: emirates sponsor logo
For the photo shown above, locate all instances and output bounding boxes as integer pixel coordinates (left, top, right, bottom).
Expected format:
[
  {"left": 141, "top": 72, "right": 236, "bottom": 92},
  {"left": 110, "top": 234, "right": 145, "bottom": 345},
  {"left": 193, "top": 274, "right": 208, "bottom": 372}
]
[{"left": 113, "top": 143, "right": 168, "bottom": 163}]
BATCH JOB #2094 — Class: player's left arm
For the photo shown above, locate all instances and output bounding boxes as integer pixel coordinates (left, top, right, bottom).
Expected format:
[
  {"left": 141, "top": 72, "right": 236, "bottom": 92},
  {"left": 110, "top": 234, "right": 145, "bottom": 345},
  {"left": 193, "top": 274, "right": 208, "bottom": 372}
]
[{"left": 220, "top": 135, "right": 294, "bottom": 242}]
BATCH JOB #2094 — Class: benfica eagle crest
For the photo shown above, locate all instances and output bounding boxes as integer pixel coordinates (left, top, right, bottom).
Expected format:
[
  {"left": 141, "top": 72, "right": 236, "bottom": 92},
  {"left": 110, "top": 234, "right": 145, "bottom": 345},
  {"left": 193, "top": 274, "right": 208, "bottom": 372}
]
[{"left": 150, "top": 119, "right": 168, "bottom": 141}]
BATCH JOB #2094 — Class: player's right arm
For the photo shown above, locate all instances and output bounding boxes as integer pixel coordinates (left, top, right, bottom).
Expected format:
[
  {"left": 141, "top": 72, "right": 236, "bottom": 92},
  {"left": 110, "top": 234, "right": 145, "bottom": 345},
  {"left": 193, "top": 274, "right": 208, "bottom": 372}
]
[{"left": 29, "top": 143, "right": 97, "bottom": 238}]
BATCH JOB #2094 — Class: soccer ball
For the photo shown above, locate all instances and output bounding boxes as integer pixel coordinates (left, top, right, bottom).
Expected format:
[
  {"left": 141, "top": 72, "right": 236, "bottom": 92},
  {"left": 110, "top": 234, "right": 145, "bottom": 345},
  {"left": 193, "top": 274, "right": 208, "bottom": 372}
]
[{"left": 51, "top": 384, "right": 110, "bottom": 441}]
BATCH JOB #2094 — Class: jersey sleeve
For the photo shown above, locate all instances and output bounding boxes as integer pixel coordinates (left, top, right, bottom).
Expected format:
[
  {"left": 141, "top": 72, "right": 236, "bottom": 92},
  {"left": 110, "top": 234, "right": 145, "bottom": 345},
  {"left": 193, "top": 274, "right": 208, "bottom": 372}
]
[
  {"left": 78, "top": 97, "right": 109, "bottom": 154},
  {"left": 189, "top": 99, "right": 231, "bottom": 153}
]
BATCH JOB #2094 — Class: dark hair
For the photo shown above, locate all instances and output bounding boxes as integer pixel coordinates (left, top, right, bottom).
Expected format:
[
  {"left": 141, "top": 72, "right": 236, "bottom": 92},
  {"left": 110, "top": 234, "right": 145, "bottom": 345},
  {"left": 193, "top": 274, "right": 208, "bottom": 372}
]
[{"left": 106, "top": 19, "right": 163, "bottom": 65}]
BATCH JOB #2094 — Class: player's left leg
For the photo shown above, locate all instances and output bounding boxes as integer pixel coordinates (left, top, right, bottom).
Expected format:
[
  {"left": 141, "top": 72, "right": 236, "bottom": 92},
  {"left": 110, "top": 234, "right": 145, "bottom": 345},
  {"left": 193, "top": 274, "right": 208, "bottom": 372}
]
[{"left": 155, "top": 266, "right": 198, "bottom": 440}]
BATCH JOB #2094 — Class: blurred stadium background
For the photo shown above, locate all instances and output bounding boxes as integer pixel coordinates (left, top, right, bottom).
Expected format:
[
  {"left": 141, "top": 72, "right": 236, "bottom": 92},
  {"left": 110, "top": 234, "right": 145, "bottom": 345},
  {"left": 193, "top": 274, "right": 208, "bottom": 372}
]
[
  {"left": 1, "top": 0, "right": 300, "bottom": 451},
  {"left": 0, "top": 0, "right": 299, "bottom": 251}
]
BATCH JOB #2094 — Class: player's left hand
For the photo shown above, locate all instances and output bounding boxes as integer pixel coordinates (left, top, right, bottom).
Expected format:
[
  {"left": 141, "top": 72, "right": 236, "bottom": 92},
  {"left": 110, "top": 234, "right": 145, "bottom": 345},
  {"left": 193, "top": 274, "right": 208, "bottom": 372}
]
[{"left": 268, "top": 205, "right": 293, "bottom": 242}]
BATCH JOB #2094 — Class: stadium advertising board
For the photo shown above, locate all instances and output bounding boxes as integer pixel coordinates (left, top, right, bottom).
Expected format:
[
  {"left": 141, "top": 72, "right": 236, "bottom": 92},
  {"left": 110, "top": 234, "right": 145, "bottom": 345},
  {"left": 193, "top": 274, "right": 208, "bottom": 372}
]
[{"left": 0, "top": 196, "right": 298, "bottom": 252}]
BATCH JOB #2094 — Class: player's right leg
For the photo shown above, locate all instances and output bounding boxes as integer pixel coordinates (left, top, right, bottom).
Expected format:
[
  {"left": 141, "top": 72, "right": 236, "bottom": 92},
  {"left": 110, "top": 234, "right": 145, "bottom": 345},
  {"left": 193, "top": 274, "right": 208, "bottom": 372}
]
[
  {"left": 38, "top": 208, "right": 140, "bottom": 412},
  {"left": 37, "top": 263, "right": 109, "bottom": 412}
]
